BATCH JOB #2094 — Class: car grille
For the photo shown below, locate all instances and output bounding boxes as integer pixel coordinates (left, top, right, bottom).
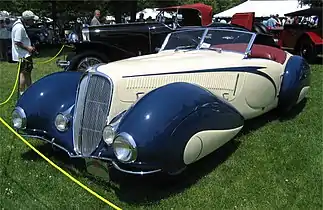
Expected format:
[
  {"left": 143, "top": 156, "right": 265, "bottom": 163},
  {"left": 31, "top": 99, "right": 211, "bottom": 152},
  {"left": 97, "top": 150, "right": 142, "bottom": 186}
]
[{"left": 73, "top": 73, "right": 112, "bottom": 156}]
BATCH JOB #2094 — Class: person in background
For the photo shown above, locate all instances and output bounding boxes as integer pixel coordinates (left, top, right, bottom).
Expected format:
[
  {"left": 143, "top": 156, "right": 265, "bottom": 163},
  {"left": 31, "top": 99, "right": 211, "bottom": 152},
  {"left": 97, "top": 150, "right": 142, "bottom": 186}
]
[
  {"left": 137, "top": 13, "right": 144, "bottom": 22},
  {"left": 266, "top": 15, "right": 277, "bottom": 29},
  {"left": 11, "top": 10, "right": 38, "bottom": 95},
  {"left": 275, "top": 14, "right": 282, "bottom": 26},
  {"left": 2, "top": 17, "right": 12, "bottom": 61},
  {"left": 91, "top": 10, "right": 101, "bottom": 26},
  {"left": 0, "top": 17, "right": 5, "bottom": 61}
]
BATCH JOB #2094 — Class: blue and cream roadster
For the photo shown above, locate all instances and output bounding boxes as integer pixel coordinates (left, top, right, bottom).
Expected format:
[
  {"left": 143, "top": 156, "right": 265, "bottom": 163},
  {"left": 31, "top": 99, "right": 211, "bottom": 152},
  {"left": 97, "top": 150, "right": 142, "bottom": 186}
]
[{"left": 12, "top": 28, "right": 310, "bottom": 176}]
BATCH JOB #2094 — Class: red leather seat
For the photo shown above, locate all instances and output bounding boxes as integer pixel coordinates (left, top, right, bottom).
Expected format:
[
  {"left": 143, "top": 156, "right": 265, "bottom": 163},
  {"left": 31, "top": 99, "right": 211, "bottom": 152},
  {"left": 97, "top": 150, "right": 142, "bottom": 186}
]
[
  {"left": 210, "top": 43, "right": 287, "bottom": 64},
  {"left": 250, "top": 44, "right": 287, "bottom": 64}
]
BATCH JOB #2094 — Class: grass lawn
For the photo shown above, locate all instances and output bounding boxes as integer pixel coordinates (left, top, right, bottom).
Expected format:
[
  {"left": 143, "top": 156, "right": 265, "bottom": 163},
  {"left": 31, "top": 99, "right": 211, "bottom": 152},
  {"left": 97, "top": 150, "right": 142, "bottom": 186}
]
[{"left": 0, "top": 47, "right": 322, "bottom": 210}]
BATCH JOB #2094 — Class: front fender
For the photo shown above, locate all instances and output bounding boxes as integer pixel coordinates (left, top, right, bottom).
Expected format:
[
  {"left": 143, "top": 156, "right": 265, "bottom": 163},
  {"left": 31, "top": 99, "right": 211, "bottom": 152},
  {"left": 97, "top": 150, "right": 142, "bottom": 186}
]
[
  {"left": 115, "top": 82, "right": 244, "bottom": 172},
  {"left": 16, "top": 71, "right": 82, "bottom": 152}
]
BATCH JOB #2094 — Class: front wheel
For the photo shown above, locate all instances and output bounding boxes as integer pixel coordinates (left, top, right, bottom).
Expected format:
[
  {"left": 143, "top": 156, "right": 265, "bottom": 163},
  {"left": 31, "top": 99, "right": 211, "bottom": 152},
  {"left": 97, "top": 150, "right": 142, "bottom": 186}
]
[
  {"left": 298, "top": 37, "right": 316, "bottom": 63},
  {"left": 68, "top": 51, "right": 109, "bottom": 72}
]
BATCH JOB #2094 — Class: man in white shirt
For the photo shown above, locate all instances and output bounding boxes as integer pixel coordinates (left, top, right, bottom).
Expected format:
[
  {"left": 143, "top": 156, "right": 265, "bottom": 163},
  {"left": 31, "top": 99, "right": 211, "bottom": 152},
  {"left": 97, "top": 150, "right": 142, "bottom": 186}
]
[{"left": 11, "top": 10, "right": 38, "bottom": 95}]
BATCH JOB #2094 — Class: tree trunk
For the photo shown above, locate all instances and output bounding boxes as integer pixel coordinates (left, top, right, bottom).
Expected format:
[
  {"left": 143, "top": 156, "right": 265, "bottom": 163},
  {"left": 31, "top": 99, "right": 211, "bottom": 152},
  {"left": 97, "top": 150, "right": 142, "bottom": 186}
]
[{"left": 130, "top": 0, "right": 138, "bottom": 22}]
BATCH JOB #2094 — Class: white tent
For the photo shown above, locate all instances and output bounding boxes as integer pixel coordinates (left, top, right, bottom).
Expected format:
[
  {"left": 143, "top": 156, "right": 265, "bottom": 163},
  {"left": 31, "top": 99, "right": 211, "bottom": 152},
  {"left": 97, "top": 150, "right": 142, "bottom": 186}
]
[
  {"left": 136, "top": 8, "right": 172, "bottom": 20},
  {"left": 214, "top": 0, "right": 310, "bottom": 18}
]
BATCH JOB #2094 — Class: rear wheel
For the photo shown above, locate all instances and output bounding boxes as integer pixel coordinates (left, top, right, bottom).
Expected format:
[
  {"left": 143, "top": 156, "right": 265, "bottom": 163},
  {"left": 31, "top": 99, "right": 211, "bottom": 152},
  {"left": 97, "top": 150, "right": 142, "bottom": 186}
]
[
  {"left": 298, "top": 36, "right": 316, "bottom": 62},
  {"left": 68, "top": 51, "right": 109, "bottom": 72}
]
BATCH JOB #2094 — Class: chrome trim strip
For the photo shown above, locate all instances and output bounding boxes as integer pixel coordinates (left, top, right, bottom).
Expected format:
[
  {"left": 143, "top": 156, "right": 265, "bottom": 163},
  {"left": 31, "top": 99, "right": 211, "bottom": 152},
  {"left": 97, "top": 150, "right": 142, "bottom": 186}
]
[
  {"left": 21, "top": 134, "right": 160, "bottom": 175},
  {"left": 111, "top": 162, "right": 161, "bottom": 175}
]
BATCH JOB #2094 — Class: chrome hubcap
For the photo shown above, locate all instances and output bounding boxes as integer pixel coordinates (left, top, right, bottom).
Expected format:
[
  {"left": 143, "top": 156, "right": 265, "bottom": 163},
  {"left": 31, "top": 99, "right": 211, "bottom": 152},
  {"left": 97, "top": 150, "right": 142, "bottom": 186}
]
[{"left": 77, "top": 57, "right": 102, "bottom": 72}]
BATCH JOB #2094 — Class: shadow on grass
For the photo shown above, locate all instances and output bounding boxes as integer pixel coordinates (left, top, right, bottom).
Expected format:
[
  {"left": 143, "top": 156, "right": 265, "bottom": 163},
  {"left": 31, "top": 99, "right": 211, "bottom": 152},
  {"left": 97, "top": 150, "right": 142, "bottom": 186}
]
[
  {"left": 19, "top": 99, "right": 307, "bottom": 206},
  {"left": 2, "top": 140, "right": 52, "bottom": 209}
]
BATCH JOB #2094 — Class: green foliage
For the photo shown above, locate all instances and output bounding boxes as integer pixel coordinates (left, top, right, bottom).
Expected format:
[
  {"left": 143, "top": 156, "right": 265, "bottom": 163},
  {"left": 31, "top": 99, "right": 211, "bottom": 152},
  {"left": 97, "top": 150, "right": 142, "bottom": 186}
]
[
  {"left": 299, "top": 0, "right": 323, "bottom": 7},
  {"left": 0, "top": 0, "right": 244, "bottom": 18}
]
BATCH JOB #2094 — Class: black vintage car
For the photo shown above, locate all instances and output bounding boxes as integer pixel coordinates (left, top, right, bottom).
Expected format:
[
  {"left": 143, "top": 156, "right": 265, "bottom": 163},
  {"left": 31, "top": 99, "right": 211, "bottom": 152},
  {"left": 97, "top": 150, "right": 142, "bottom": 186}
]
[{"left": 58, "top": 4, "right": 271, "bottom": 71}]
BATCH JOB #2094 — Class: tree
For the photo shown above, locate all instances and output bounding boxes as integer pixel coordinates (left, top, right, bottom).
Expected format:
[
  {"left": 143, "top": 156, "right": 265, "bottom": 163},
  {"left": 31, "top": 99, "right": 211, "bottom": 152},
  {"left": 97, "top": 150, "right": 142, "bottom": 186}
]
[{"left": 299, "top": 0, "right": 323, "bottom": 7}]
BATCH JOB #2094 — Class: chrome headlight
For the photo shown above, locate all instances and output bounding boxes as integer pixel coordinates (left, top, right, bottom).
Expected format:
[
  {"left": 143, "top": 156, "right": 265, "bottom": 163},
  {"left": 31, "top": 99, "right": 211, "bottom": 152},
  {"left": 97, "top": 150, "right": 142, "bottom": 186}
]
[
  {"left": 102, "top": 110, "right": 126, "bottom": 146},
  {"left": 113, "top": 132, "right": 137, "bottom": 163},
  {"left": 102, "top": 125, "right": 115, "bottom": 145},
  {"left": 12, "top": 107, "right": 26, "bottom": 129},
  {"left": 54, "top": 113, "right": 69, "bottom": 132}
]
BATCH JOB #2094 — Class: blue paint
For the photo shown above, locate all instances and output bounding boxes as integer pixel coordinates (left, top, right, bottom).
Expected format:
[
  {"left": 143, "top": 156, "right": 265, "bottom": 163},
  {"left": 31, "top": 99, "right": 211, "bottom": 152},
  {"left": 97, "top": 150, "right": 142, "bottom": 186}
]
[
  {"left": 115, "top": 82, "right": 244, "bottom": 172},
  {"left": 279, "top": 55, "right": 310, "bottom": 111},
  {"left": 16, "top": 71, "right": 82, "bottom": 153}
]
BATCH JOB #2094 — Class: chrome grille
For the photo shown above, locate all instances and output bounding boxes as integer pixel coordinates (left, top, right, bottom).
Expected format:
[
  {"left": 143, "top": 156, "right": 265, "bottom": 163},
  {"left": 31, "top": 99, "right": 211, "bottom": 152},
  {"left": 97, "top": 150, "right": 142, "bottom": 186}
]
[{"left": 73, "top": 73, "right": 112, "bottom": 156}]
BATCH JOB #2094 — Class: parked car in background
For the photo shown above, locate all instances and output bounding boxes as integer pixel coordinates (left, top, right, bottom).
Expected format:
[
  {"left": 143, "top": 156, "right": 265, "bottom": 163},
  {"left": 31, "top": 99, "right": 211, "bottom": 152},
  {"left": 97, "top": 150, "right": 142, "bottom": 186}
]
[
  {"left": 57, "top": 4, "right": 271, "bottom": 72},
  {"left": 277, "top": 7, "right": 322, "bottom": 62},
  {"left": 13, "top": 28, "right": 310, "bottom": 177}
]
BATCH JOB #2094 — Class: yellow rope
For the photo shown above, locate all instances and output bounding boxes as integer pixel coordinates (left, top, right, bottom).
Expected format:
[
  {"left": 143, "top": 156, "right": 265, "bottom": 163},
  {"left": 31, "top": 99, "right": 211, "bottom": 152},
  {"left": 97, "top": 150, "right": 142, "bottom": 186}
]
[
  {"left": 0, "top": 59, "right": 21, "bottom": 106},
  {"left": 0, "top": 45, "right": 122, "bottom": 209},
  {"left": 0, "top": 118, "right": 122, "bottom": 210}
]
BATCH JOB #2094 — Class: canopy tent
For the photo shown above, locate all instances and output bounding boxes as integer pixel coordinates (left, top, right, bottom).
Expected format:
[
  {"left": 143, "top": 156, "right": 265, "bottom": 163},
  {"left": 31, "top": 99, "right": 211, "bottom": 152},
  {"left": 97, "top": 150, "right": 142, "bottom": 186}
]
[
  {"left": 214, "top": 0, "right": 310, "bottom": 18},
  {"left": 136, "top": 8, "right": 172, "bottom": 20}
]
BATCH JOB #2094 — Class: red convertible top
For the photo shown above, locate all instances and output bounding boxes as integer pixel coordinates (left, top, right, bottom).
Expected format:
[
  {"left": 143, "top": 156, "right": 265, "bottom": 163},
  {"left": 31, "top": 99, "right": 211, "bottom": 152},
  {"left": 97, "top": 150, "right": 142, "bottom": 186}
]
[{"left": 158, "top": 3, "right": 213, "bottom": 26}]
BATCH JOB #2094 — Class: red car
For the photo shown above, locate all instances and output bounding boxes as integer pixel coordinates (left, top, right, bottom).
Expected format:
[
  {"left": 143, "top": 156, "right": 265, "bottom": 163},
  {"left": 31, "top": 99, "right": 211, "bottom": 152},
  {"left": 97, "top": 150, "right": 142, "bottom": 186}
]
[{"left": 277, "top": 7, "right": 322, "bottom": 62}]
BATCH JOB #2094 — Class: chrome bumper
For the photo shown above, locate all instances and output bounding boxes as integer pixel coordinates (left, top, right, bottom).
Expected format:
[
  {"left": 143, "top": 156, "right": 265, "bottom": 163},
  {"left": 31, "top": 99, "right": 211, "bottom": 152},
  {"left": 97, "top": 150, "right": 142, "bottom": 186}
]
[
  {"left": 56, "top": 59, "right": 70, "bottom": 68},
  {"left": 21, "top": 133, "right": 161, "bottom": 175}
]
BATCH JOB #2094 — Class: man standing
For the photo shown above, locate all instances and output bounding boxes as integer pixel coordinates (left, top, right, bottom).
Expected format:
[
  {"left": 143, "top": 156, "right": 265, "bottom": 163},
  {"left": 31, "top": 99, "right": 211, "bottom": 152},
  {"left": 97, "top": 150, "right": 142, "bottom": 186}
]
[
  {"left": 91, "top": 10, "right": 101, "bottom": 26},
  {"left": 11, "top": 10, "right": 38, "bottom": 95}
]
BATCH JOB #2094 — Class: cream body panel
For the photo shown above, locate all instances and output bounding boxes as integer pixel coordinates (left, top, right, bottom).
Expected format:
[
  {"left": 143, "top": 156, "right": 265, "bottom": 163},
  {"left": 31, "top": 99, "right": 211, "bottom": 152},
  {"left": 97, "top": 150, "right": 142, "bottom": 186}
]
[
  {"left": 96, "top": 50, "right": 291, "bottom": 122},
  {"left": 183, "top": 126, "right": 243, "bottom": 165}
]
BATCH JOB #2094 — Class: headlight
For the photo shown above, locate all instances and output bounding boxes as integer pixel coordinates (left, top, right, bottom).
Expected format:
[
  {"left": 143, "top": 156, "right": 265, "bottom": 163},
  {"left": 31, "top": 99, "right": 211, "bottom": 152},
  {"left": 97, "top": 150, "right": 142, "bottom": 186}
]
[
  {"left": 54, "top": 113, "right": 69, "bottom": 132},
  {"left": 102, "top": 125, "right": 115, "bottom": 145},
  {"left": 113, "top": 132, "right": 137, "bottom": 163},
  {"left": 12, "top": 107, "right": 26, "bottom": 129}
]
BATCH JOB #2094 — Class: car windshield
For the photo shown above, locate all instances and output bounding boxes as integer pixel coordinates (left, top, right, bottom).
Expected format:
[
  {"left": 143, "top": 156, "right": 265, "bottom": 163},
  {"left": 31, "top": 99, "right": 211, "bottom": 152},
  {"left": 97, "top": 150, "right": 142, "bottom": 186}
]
[{"left": 160, "top": 28, "right": 255, "bottom": 54}]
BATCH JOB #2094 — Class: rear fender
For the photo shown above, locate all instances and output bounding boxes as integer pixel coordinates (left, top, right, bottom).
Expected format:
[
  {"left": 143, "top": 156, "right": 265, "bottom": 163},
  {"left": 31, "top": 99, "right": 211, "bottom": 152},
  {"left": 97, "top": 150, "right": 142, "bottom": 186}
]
[
  {"left": 279, "top": 55, "right": 310, "bottom": 110},
  {"left": 16, "top": 71, "right": 82, "bottom": 152},
  {"left": 115, "top": 82, "right": 244, "bottom": 172}
]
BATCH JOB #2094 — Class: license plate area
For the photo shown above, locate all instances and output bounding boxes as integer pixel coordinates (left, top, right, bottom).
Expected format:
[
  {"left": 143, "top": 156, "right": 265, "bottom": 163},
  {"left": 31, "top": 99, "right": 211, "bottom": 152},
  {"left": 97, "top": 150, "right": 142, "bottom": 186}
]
[{"left": 84, "top": 158, "right": 111, "bottom": 180}]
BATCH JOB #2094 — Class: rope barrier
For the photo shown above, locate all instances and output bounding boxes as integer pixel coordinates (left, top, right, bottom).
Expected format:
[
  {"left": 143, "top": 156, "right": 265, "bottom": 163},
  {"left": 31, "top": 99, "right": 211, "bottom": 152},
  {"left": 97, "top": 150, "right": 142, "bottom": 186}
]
[{"left": 0, "top": 45, "right": 122, "bottom": 209}]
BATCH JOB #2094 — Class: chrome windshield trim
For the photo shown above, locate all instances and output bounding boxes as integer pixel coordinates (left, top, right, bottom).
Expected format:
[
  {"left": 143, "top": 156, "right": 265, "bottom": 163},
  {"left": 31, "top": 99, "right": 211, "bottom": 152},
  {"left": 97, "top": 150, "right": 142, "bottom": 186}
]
[
  {"left": 244, "top": 33, "right": 257, "bottom": 58},
  {"left": 160, "top": 28, "right": 256, "bottom": 54}
]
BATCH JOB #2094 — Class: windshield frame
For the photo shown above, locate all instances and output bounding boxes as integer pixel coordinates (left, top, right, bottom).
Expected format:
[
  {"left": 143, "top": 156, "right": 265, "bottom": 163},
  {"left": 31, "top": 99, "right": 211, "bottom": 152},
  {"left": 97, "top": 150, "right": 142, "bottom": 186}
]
[{"left": 159, "top": 28, "right": 257, "bottom": 56}]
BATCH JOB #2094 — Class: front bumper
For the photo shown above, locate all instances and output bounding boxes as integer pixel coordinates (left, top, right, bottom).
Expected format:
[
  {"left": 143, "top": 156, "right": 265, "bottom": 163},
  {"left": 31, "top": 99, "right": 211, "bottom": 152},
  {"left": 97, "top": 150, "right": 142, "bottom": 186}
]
[
  {"left": 56, "top": 59, "right": 70, "bottom": 69},
  {"left": 20, "top": 132, "right": 161, "bottom": 175}
]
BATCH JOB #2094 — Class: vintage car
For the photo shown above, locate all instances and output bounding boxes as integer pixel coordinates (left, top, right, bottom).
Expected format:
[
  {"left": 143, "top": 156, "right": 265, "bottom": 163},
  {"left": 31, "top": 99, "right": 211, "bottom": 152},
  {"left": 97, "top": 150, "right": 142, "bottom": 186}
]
[
  {"left": 277, "top": 7, "right": 322, "bottom": 62},
  {"left": 12, "top": 28, "right": 310, "bottom": 177},
  {"left": 57, "top": 3, "right": 270, "bottom": 72}
]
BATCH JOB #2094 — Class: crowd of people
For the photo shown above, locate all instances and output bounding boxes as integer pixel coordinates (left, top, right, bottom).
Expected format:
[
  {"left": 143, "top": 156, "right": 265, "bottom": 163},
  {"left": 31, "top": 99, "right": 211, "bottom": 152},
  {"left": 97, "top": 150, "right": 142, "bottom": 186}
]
[{"left": 262, "top": 14, "right": 319, "bottom": 29}]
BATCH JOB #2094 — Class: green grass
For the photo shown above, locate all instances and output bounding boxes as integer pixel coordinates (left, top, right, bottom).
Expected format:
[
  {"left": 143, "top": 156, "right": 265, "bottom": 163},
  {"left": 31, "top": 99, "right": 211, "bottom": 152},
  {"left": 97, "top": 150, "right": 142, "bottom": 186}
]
[{"left": 0, "top": 48, "right": 322, "bottom": 210}]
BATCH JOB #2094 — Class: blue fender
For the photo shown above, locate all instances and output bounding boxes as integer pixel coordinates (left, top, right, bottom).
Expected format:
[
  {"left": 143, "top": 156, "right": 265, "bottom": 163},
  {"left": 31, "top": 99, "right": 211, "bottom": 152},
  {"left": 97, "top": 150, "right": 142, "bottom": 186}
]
[
  {"left": 115, "top": 82, "right": 244, "bottom": 172},
  {"left": 279, "top": 55, "right": 310, "bottom": 111},
  {"left": 16, "top": 71, "right": 82, "bottom": 153}
]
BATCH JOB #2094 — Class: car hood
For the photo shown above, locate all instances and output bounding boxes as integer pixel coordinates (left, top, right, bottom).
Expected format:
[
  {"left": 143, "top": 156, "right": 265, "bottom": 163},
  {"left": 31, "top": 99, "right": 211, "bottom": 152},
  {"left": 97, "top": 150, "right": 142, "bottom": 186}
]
[{"left": 96, "top": 50, "right": 245, "bottom": 81}]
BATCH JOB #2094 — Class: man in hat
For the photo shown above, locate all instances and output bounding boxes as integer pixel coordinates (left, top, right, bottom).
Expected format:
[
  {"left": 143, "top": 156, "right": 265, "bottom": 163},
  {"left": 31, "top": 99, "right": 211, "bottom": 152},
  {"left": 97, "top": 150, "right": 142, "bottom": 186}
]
[{"left": 11, "top": 10, "right": 38, "bottom": 95}]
